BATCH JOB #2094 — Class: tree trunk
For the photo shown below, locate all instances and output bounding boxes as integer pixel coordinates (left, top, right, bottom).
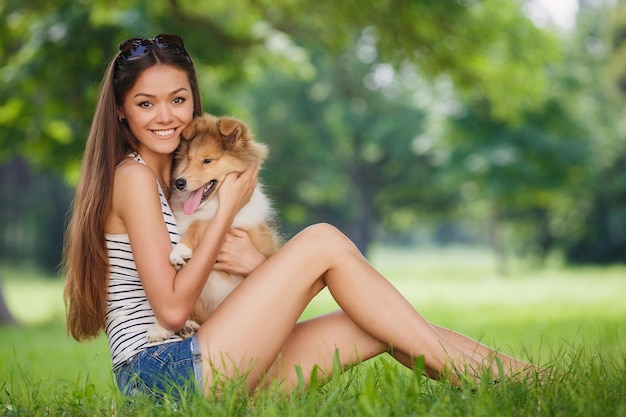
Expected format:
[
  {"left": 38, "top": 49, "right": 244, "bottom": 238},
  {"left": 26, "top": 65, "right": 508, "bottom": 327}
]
[
  {"left": 488, "top": 207, "right": 508, "bottom": 277},
  {"left": 346, "top": 163, "right": 377, "bottom": 258},
  {"left": 0, "top": 274, "right": 16, "bottom": 325}
]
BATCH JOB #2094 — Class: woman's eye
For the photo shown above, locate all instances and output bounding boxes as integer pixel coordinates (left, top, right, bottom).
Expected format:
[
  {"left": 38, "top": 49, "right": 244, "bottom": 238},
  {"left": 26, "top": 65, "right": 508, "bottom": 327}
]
[
  {"left": 138, "top": 101, "right": 152, "bottom": 108},
  {"left": 172, "top": 97, "right": 186, "bottom": 104}
]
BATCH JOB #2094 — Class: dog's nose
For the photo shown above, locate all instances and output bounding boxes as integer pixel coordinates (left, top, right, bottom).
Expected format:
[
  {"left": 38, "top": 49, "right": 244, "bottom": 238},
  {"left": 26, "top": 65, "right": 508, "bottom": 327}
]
[{"left": 174, "top": 178, "right": 187, "bottom": 190}]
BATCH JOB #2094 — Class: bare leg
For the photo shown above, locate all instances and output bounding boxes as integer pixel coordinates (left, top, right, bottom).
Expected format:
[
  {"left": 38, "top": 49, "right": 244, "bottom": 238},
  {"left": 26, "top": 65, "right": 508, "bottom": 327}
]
[
  {"left": 196, "top": 224, "right": 533, "bottom": 393},
  {"left": 261, "top": 310, "right": 389, "bottom": 390},
  {"left": 260, "top": 311, "right": 457, "bottom": 390},
  {"left": 261, "top": 315, "right": 533, "bottom": 389},
  {"left": 429, "top": 324, "right": 533, "bottom": 377}
]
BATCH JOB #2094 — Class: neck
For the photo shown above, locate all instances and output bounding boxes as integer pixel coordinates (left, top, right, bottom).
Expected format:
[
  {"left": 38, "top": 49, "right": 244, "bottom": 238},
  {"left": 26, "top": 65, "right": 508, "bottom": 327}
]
[{"left": 136, "top": 151, "right": 172, "bottom": 188}]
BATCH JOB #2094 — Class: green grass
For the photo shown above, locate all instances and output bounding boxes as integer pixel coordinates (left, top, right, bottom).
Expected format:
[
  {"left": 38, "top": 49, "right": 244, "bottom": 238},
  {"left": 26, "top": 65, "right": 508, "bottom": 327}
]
[{"left": 1, "top": 247, "right": 625, "bottom": 416}]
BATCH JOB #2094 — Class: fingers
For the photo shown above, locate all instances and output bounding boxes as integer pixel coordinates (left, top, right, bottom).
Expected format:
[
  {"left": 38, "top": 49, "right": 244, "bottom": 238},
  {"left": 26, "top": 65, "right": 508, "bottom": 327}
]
[
  {"left": 223, "top": 162, "right": 258, "bottom": 188},
  {"left": 218, "top": 163, "right": 258, "bottom": 214},
  {"left": 221, "top": 228, "right": 250, "bottom": 249},
  {"left": 237, "top": 162, "right": 259, "bottom": 189},
  {"left": 214, "top": 228, "right": 265, "bottom": 276},
  {"left": 240, "top": 161, "right": 259, "bottom": 177}
]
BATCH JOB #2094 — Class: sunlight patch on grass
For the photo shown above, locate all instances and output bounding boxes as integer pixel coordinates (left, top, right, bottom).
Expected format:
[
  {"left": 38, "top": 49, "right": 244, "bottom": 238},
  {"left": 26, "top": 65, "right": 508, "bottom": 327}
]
[
  {"left": 1, "top": 266, "right": 65, "bottom": 324},
  {"left": 0, "top": 324, "right": 113, "bottom": 389},
  {"left": 302, "top": 246, "right": 626, "bottom": 311}
]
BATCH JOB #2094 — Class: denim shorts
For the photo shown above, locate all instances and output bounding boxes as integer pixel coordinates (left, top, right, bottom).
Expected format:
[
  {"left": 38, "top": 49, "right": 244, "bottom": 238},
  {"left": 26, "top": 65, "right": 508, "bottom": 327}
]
[{"left": 114, "top": 334, "right": 203, "bottom": 398}]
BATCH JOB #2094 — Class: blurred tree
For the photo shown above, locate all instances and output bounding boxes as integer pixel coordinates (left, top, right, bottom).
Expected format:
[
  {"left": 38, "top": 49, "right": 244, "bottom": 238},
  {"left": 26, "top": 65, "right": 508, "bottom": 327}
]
[
  {"left": 561, "top": 0, "right": 626, "bottom": 264},
  {"left": 439, "top": 0, "right": 625, "bottom": 268},
  {"left": 0, "top": 0, "right": 557, "bottom": 177},
  {"left": 0, "top": 0, "right": 559, "bottom": 267},
  {"left": 443, "top": 97, "right": 591, "bottom": 271},
  {"left": 243, "top": 40, "right": 456, "bottom": 252}
]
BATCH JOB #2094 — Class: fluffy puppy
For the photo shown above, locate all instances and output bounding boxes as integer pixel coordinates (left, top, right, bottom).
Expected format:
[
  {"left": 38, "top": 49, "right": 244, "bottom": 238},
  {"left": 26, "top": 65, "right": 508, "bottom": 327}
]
[{"left": 146, "top": 114, "right": 280, "bottom": 342}]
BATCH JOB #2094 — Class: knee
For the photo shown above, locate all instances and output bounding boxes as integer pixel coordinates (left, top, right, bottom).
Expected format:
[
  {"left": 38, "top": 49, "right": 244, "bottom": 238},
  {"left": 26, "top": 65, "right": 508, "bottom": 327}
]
[
  {"left": 301, "top": 223, "right": 342, "bottom": 242},
  {"left": 301, "top": 223, "right": 358, "bottom": 256}
]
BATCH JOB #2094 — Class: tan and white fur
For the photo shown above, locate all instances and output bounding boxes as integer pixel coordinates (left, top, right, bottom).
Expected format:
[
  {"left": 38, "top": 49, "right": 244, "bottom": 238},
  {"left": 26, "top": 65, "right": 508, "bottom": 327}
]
[{"left": 146, "top": 114, "right": 280, "bottom": 343}]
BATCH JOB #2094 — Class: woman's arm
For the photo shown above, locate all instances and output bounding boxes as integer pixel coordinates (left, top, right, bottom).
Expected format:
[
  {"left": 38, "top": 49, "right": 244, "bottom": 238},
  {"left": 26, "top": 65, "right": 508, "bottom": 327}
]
[{"left": 111, "top": 160, "right": 258, "bottom": 329}]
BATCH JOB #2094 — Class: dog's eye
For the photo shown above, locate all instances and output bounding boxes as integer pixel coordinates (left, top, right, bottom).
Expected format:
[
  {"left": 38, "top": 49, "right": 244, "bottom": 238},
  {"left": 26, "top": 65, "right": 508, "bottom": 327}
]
[{"left": 202, "top": 158, "right": 212, "bottom": 164}]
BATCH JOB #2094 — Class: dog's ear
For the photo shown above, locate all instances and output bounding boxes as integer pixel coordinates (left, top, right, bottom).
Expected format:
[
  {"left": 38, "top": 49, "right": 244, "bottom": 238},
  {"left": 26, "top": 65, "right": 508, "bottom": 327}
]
[
  {"left": 217, "top": 117, "right": 249, "bottom": 148},
  {"left": 181, "top": 121, "right": 197, "bottom": 141},
  {"left": 182, "top": 115, "right": 212, "bottom": 141}
]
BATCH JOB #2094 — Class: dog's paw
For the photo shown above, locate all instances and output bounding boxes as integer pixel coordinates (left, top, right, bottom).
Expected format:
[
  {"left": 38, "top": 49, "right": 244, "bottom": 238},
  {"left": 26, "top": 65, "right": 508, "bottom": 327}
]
[
  {"left": 146, "top": 323, "right": 175, "bottom": 343},
  {"left": 178, "top": 320, "right": 200, "bottom": 339},
  {"left": 169, "top": 243, "right": 193, "bottom": 270}
]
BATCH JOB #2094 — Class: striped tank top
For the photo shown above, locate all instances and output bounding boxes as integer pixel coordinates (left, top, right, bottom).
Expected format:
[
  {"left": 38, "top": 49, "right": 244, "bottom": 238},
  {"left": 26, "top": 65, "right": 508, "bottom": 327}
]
[{"left": 104, "top": 152, "right": 181, "bottom": 370}]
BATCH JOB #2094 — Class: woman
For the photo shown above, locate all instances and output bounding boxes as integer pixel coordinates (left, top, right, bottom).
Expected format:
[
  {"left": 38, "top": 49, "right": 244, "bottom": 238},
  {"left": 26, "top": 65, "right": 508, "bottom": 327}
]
[{"left": 63, "top": 33, "right": 536, "bottom": 397}]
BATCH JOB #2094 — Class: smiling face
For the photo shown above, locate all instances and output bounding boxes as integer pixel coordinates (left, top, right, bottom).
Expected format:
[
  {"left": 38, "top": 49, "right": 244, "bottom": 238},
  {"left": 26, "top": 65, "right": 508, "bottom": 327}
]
[{"left": 119, "top": 65, "right": 194, "bottom": 158}]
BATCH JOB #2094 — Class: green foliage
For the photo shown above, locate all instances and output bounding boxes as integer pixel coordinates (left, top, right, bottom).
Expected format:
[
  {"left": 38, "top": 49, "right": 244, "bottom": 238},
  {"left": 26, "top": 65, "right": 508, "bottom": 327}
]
[
  {"left": 2, "top": 0, "right": 626, "bottom": 265},
  {"left": 0, "top": 0, "right": 556, "bottom": 175},
  {"left": 413, "top": 1, "right": 626, "bottom": 264},
  {"left": 2, "top": 354, "right": 623, "bottom": 416},
  {"left": 242, "top": 42, "right": 453, "bottom": 250},
  {"left": 251, "top": 0, "right": 558, "bottom": 122},
  {"left": 441, "top": 96, "right": 592, "bottom": 260},
  {"left": 551, "top": 1, "right": 626, "bottom": 264}
]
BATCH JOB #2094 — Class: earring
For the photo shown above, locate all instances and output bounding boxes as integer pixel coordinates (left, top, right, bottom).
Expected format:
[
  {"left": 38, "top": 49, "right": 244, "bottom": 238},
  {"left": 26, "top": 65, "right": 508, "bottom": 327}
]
[{"left": 118, "top": 116, "right": 124, "bottom": 122}]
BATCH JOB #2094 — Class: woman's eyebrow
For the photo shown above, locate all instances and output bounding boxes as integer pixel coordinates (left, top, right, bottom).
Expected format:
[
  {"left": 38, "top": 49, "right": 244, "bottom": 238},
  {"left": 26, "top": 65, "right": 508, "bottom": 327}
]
[{"left": 133, "top": 87, "right": 189, "bottom": 98}]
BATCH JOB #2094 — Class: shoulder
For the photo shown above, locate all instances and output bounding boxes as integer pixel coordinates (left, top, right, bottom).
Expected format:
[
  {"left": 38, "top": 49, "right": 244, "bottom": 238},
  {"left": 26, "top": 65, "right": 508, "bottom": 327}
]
[
  {"left": 114, "top": 158, "right": 155, "bottom": 186},
  {"left": 108, "top": 158, "right": 161, "bottom": 232},
  {"left": 113, "top": 158, "right": 159, "bottom": 206}
]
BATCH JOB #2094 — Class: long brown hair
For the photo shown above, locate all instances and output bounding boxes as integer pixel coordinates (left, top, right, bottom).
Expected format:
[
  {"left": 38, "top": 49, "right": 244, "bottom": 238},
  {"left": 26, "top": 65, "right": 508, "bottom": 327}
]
[{"left": 63, "top": 35, "right": 203, "bottom": 341}]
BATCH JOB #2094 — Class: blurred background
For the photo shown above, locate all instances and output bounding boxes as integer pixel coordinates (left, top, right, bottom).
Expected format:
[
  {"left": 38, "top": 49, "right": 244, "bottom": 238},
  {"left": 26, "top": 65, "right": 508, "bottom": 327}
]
[{"left": 1, "top": 0, "right": 626, "bottom": 322}]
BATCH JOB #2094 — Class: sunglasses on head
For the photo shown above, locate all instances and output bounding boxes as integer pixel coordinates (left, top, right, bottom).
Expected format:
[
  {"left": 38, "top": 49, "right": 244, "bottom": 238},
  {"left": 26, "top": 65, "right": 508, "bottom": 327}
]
[{"left": 118, "top": 33, "right": 189, "bottom": 61}]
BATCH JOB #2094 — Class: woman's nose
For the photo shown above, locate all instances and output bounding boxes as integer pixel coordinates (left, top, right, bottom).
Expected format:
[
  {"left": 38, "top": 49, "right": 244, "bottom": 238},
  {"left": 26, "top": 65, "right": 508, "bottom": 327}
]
[{"left": 155, "top": 105, "right": 174, "bottom": 123}]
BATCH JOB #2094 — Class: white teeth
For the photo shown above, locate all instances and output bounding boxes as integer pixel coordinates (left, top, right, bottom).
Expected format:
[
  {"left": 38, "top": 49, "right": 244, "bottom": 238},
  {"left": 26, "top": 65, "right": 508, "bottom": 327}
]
[{"left": 152, "top": 128, "right": 175, "bottom": 137}]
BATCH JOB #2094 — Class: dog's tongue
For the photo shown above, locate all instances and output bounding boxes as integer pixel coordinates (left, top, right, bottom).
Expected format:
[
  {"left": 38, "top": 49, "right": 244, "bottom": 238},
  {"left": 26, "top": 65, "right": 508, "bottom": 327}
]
[{"left": 183, "top": 188, "right": 204, "bottom": 215}]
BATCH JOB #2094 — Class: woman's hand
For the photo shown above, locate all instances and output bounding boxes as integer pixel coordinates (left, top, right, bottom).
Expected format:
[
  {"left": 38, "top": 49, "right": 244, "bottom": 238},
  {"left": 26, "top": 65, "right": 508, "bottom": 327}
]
[
  {"left": 214, "top": 228, "right": 266, "bottom": 276},
  {"left": 217, "top": 163, "right": 259, "bottom": 217}
]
